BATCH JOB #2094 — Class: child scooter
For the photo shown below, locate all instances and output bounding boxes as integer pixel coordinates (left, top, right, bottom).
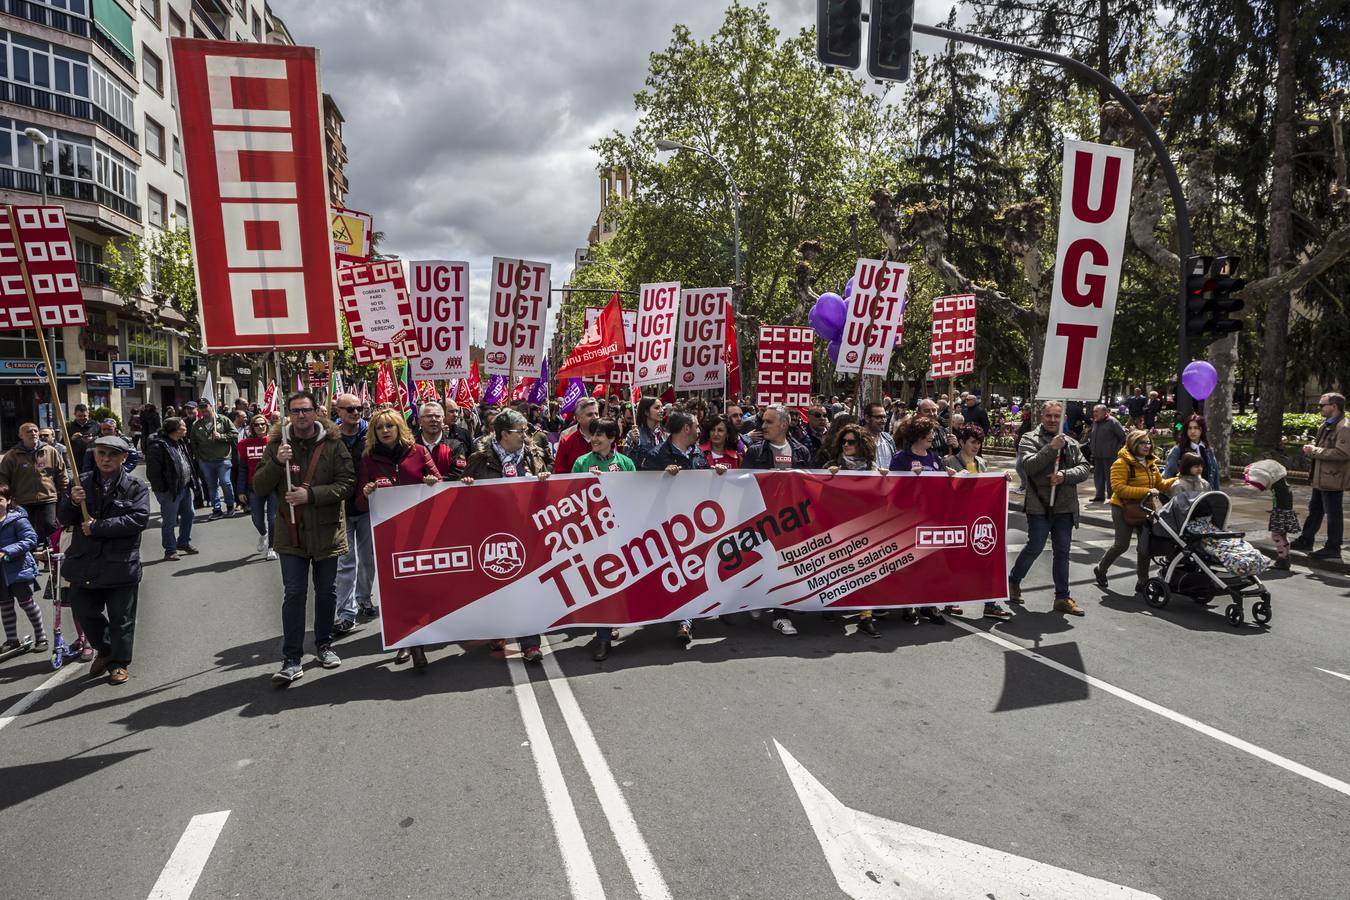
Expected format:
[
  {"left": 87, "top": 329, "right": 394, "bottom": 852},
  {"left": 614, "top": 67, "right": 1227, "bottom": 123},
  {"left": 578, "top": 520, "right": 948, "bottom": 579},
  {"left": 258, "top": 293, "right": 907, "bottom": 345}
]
[{"left": 46, "top": 552, "right": 83, "bottom": 669}]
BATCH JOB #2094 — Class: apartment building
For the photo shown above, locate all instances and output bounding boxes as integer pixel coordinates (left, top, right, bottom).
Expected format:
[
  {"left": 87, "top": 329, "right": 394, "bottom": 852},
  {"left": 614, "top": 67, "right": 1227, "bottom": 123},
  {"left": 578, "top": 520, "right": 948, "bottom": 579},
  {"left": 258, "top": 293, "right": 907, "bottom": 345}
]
[{"left": 0, "top": 0, "right": 349, "bottom": 444}]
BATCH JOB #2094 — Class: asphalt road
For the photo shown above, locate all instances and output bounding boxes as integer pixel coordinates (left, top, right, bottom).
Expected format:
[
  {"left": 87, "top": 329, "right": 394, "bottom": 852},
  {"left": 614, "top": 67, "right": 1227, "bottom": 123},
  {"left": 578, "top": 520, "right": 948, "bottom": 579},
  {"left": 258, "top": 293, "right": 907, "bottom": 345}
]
[{"left": 1, "top": 502, "right": 1348, "bottom": 899}]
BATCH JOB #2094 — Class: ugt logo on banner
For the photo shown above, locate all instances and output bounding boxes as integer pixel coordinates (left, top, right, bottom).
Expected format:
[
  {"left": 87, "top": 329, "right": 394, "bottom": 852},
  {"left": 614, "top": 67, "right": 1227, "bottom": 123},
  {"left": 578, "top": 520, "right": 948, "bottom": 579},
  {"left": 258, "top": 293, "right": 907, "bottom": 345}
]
[{"left": 1037, "top": 140, "right": 1134, "bottom": 400}]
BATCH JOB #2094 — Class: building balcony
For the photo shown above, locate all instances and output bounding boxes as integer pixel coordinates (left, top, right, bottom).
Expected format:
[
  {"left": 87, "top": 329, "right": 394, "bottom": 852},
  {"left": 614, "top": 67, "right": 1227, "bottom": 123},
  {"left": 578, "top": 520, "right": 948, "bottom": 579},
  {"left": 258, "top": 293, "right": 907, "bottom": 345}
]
[
  {"left": 0, "top": 81, "right": 139, "bottom": 151},
  {"left": 1, "top": 0, "right": 91, "bottom": 39},
  {"left": 0, "top": 165, "right": 141, "bottom": 227},
  {"left": 89, "top": 25, "right": 134, "bottom": 75}
]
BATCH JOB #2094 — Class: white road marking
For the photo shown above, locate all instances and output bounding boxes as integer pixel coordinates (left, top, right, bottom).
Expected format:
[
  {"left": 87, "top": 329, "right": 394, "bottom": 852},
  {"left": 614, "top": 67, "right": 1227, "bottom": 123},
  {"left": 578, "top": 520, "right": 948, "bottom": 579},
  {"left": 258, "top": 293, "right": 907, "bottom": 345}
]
[
  {"left": 0, "top": 663, "right": 80, "bottom": 732},
  {"left": 541, "top": 635, "right": 673, "bottom": 900},
  {"left": 776, "top": 741, "right": 1159, "bottom": 899},
  {"left": 146, "top": 810, "right": 231, "bottom": 900},
  {"left": 1316, "top": 667, "right": 1350, "bottom": 683},
  {"left": 506, "top": 643, "right": 606, "bottom": 900},
  {"left": 951, "top": 619, "right": 1350, "bottom": 799}
]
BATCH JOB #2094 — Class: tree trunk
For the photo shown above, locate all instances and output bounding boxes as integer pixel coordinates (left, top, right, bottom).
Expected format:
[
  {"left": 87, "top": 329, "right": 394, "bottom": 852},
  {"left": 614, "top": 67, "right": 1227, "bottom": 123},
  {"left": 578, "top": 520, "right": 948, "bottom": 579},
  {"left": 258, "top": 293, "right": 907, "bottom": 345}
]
[
  {"left": 1206, "top": 332, "right": 1239, "bottom": 481},
  {"left": 1255, "top": 0, "right": 1296, "bottom": 449}
]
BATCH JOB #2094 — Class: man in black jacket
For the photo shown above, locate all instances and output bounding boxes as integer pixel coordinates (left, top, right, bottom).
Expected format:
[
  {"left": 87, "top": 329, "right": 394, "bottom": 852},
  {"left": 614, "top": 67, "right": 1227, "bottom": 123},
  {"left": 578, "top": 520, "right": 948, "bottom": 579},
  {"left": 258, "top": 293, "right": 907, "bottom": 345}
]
[
  {"left": 57, "top": 435, "right": 149, "bottom": 685},
  {"left": 741, "top": 403, "right": 812, "bottom": 635},
  {"left": 144, "top": 417, "right": 199, "bottom": 559}
]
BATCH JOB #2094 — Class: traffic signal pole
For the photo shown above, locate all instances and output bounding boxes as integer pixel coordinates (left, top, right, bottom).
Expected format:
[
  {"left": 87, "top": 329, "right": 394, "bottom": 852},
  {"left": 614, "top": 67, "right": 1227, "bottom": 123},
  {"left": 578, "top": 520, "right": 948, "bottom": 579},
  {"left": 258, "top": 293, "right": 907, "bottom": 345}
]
[{"left": 910, "top": 23, "right": 1196, "bottom": 418}]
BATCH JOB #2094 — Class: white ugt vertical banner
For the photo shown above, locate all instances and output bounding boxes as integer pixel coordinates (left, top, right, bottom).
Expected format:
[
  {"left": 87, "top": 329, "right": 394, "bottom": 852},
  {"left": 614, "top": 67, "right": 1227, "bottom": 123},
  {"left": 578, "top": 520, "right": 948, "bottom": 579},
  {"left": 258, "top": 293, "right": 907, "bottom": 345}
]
[
  {"left": 484, "top": 257, "right": 551, "bottom": 378},
  {"left": 1037, "top": 139, "right": 1134, "bottom": 401},
  {"left": 633, "top": 281, "right": 680, "bottom": 387}
]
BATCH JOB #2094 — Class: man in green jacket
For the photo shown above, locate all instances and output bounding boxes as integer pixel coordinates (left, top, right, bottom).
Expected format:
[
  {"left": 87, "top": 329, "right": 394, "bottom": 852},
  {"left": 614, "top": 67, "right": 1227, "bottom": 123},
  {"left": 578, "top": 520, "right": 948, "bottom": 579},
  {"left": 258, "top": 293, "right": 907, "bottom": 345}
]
[
  {"left": 253, "top": 391, "right": 354, "bottom": 684},
  {"left": 190, "top": 398, "right": 237, "bottom": 519}
]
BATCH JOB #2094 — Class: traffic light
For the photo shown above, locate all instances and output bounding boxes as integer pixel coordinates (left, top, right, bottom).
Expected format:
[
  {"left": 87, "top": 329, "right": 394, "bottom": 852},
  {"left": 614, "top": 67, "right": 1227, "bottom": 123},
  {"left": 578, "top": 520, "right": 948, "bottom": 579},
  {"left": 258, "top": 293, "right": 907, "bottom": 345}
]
[
  {"left": 867, "top": 0, "right": 915, "bottom": 82},
  {"left": 1185, "top": 254, "right": 1246, "bottom": 348},
  {"left": 816, "top": 0, "right": 862, "bottom": 70}
]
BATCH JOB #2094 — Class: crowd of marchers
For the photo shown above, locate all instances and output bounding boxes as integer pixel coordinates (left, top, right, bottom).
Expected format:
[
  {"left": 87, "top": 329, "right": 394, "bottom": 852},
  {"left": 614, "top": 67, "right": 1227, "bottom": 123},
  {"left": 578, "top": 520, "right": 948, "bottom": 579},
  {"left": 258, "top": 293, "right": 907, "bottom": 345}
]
[{"left": 0, "top": 387, "right": 1343, "bottom": 687}]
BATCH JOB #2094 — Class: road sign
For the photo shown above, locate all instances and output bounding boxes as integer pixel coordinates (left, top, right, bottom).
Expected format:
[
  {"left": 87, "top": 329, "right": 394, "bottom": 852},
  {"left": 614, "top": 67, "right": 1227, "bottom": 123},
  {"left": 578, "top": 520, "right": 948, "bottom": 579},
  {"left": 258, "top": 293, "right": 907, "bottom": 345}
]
[{"left": 112, "top": 360, "right": 134, "bottom": 389}]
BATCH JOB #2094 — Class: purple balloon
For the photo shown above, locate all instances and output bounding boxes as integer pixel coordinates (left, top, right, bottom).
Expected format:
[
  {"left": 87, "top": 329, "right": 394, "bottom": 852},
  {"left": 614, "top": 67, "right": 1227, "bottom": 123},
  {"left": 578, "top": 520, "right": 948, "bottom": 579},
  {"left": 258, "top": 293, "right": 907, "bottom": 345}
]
[
  {"left": 1010, "top": 404, "right": 1020, "bottom": 414},
  {"left": 843, "top": 276, "right": 856, "bottom": 300},
  {"left": 809, "top": 292, "right": 847, "bottom": 342},
  {"left": 1182, "top": 359, "right": 1219, "bottom": 401},
  {"left": 1118, "top": 403, "right": 1128, "bottom": 415},
  {"left": 827, "top": 337, "right": 842, "bottom": 365}
]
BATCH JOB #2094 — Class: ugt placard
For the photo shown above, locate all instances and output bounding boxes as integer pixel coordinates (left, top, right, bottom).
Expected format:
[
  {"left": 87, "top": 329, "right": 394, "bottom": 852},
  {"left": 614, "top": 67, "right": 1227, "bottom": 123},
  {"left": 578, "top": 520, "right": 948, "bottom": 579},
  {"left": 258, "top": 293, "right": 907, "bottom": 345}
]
[
  {"left": 410, "top": 260, "right": 470, "bottom": 380},
  {"left": 484, "top": 257, "right": 550, "bottom": 378},
  {"left": 633, "top": 281, "right": 680, "bottom": 387},
  {"left": 838, "top": 259, "right": 908, "bottom": 377},
  {"left": 674, "top": 287, "right": 730, "bottom": 391}
]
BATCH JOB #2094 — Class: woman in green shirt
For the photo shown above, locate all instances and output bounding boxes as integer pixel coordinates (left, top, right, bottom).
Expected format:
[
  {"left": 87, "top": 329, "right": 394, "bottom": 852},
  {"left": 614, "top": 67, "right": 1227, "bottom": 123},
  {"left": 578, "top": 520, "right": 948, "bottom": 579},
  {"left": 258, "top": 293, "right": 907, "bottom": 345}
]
[{"left": 572, "top": 417, "right": 635, "bottom": 660}]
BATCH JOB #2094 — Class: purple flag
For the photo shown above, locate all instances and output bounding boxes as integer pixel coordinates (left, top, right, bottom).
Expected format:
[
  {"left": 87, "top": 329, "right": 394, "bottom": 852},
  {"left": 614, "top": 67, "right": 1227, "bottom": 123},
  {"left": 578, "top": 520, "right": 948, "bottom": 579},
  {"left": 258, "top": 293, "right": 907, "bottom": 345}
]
[
  {"left": 526, "top": 358, "right": 549, "bottom": 406},
  {"left": 559, "top": 377, "right": 586, "bottom": 415},
  {"left": 483, "top": 374, "right": 507, "bottom": 405}
]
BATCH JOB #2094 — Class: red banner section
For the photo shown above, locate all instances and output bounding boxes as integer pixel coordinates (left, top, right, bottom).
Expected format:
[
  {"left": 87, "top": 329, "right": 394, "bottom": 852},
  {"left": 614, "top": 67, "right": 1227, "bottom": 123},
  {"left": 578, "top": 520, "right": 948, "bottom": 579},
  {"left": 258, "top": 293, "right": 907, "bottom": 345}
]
[
  {"left": 370, "top": 471, "right": 1008, "bottom": 648},
  {"left": 0, "top": 205, "right": 85, "bottom": 330},
  {"left": 338, "top": 260, "right": 420, "bottom": 364},
  {"left": 756, "top": 325, "right": 813, "bottom": 407},
  {"left": 929, "top": 293, "right": 976, "bottom": 378},
  {"left": 171, "top": 39, "right": 340, "bottom": 352}
]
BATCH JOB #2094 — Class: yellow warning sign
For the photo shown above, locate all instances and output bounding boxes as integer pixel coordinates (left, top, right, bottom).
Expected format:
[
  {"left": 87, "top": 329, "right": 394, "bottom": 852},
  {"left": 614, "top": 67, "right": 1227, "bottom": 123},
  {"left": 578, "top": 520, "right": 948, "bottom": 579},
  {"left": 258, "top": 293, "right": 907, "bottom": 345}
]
[{"left": 331, "top": 207, "right": 372, "bottom": 261}]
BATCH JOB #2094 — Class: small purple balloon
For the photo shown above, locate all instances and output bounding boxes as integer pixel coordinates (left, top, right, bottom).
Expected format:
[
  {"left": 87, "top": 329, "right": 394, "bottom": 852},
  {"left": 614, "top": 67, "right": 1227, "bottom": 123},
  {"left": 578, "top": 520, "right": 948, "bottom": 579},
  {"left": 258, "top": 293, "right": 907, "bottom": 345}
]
[
  {"left": 827, "top": 337, "right": 842, "bottom": 365},
  {"left": 810, "top": 292, "right": 847, "bottom": 342},
  {"left": 843, "top": 276, "right": 856, "bottom": 300},
  {"left": 1182, "top": 359, "right": 1219, "bottom": 401},
  {"left": 1010, "top": 404, "right": 1020, "bottom": 414},
  {"left": 1118, "top": 404, "right": 1128, "bottom": 415}
]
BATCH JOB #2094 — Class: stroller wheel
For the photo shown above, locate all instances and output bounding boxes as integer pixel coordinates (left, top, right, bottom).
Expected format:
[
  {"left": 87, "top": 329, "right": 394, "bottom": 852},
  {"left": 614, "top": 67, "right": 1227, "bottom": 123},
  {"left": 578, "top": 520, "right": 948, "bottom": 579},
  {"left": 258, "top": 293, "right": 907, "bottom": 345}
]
[
  {"left": 1252, "top": 596, "right": 1272, "bottom": 626},
  {"left": 1224, "top": 603, "right": 1245, "bottom": 627},
  {"left": 1143, "top": 578, "right": 1169, "bottom": 608}
]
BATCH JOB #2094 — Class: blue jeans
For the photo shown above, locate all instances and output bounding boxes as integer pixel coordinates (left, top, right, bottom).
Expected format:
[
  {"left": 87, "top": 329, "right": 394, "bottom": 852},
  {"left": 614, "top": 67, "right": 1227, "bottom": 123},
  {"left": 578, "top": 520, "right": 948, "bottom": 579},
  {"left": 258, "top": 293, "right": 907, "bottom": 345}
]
[
  {"left": 278, "top": 553, "right": 338, "bottom": 662},
  {"left": 155, "top": 488, "right": 194, "bottom": 552},
  {"left": 335, "top": 513, "right": 375, "bottom": 622},
  {"left": 1304, "top": 489, "right": 1344, "bottom": 550},
  {"left": 1009, "top": 513, "right": 1075, "bottom": 600},
  {"left": 250, "top": 491, "right": 278, "bottom": 543},
  {"left": 198, "top": 459, "right": 236, "bottom": 513}
]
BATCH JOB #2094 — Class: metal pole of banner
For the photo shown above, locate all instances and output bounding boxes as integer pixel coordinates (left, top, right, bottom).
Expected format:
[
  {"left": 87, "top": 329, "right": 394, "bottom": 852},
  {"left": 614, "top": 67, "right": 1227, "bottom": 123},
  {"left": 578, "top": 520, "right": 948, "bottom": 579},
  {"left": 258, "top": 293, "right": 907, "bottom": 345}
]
[{"left": 5, "top": 205, "right": 88, "bottom": 521}]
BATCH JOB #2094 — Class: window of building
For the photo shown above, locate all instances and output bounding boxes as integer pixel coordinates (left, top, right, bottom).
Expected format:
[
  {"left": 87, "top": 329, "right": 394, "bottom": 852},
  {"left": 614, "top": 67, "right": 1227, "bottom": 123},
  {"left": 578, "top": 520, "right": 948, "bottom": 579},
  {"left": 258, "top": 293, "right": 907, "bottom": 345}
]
[
  {"left": 172, "top": 135, "right": 182, "bottom": 174},
  {"left": 0, "top": 329, "right": 65, "bottom": 361},
  {"left": 0, "top": 34, "right": 92, "bottom": 101},
  {"left": 141, "top": 0, "right": 160, "bottom": 26},
  {"left": 251, "top": 10, "right": 261, "bottom": 40},
  {"left": 168, "top": 10, "right": 185, "bottom": 37},
  {"left": 174, "top": 201, "right": 187, "bottom": 224},
  {"left": 75, "top": 238, "right": 104, "bottom": 285},
  {"left": 126, "top": 321, "right": 169, "bottom": 368},
  {"left": 142, "top": 45, "right": 162, "bottom": 94},
  {"left": 144, "top": 115, "right": 164, "bottom": 160},
  {"left": 32, "top": 0, "right": 88, "bottom": 15},
  {"left": 147, "top": 186, "right": 166, "bottom": 227},
  {"left": 92, "top": 139, "right": 138, "bottom": 202},
  {"left": 90, "top": 61, "right": 135, "bottom": 129}
]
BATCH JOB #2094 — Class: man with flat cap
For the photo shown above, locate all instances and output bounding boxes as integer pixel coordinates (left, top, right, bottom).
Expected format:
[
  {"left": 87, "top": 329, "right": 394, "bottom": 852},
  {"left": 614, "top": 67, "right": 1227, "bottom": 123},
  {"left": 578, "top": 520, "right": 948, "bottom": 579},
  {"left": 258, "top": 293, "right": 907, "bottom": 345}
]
[{"left": 57, "top": 434, "right": 149, "bottom": 685}]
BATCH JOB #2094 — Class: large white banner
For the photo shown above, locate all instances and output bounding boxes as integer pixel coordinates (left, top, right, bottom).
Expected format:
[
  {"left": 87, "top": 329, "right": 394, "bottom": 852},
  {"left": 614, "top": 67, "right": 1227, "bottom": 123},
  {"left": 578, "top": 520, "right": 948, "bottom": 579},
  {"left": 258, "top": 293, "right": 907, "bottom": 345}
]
[
  {"left": 839, "top": 258, "right": 908, "bottom": 378},
  {"left": 1037, "top": 139, "right": 1135, "bottom": 400},
  {"left": 633, "top": 280, "right": 680, "bottom": 387},
  {"left": 485, "top": 257, "right": 551, "bottom": 378},
  {"left": 410, "top": 260, "right": 471, "bottom": 380},
  {"left": 674, "top": 287, "right": 730, "bottom": 390}
]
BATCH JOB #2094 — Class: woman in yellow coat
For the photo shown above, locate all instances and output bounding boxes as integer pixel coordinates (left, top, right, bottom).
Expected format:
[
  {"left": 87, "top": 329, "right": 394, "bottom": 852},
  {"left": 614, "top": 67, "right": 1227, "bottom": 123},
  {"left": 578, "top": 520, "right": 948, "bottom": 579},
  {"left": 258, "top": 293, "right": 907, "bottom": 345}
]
[{"left": 1092, "top": 430, "right": 1177, "bottom": 594}]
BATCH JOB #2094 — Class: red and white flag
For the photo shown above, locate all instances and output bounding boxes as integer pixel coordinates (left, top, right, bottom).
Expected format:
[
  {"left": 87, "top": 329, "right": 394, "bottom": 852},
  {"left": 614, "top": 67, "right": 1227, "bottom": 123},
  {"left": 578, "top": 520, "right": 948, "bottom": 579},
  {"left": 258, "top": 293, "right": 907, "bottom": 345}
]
[
  {"left": 376, "top": 361, "right": 396, "bottom": 406},
  {"left": 511, "top": 377, "right": 531, "bottom": 401},
  {"left": 261, "top": 380, "right": 278, "bottom": 418},
  {"left": 360, "top": 382, "right": 371, "bottom": 409},
  {"left": 170, "top": 39, "right": 340, "bottom": 353},
  {"left": 557, "top": 292, "right": 626, "bottom": 380},
  {"left": 0, "top": 205, "right": 87, "bottom": 330},
  {"left": 416, "top": 379, "right": 440, "bottom": 402},
  {"left": 461, "top": 360, "right": 482, "bottom": 405},
  {"left": 724, "top": 301, "right": 741, "bottom": 397}
]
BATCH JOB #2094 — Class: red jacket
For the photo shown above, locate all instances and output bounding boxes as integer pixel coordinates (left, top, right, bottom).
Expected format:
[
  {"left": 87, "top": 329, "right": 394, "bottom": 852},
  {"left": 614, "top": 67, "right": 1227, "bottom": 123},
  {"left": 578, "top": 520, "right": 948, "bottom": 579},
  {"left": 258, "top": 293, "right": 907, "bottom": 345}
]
[
  {"left": 356, "top": 443, "right": 439, "bottom": 513},
  {"left": 700, "top": 442, "right": 742, "bottom": 469},
  {"left": 237, "top": 436, "right": 269, "bottom": 482},
  {"left": 553, "top": 428, "right": 591, "bottom": 474}
]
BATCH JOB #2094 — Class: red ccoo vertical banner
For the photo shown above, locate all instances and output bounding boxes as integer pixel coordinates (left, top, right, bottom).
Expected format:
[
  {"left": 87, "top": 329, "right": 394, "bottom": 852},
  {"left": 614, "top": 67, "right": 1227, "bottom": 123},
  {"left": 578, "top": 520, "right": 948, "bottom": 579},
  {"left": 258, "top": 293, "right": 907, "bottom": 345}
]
[{"left": 170, "top": 39, "right": 341, "bottom": 353}]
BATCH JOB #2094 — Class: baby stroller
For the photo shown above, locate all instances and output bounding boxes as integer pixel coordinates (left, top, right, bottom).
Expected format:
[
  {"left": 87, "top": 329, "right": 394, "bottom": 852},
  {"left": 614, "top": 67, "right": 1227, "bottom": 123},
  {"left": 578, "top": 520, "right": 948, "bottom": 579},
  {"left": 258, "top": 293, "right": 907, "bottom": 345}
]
[{"left": 1141, "top": 491, "right": 1273, "bottom": 627}]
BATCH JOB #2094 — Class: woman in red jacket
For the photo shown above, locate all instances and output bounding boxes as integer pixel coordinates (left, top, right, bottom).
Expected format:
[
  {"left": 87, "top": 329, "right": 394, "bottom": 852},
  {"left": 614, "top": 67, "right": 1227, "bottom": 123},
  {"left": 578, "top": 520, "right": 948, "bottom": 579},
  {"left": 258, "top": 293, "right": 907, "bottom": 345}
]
[
  {"left": 699, "top": 414, "right": 742, "bottom": 469},
  {"left": 237, "top": 415, "right": 275, "bottom": 558},
  {"left": 356, "top": 408, "right": 441, "bottom": 668}
]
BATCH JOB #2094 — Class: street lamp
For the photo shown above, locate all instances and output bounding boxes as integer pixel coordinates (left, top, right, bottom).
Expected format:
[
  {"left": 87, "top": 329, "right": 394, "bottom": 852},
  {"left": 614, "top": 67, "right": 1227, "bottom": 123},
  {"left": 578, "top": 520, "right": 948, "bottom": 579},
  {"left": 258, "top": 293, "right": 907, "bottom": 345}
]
[
  {"left": 655, "top": 137, "right": 742, "bottom": 292},
  {"left": 23, "top": 128, "right": 49, "bottom": 205}
]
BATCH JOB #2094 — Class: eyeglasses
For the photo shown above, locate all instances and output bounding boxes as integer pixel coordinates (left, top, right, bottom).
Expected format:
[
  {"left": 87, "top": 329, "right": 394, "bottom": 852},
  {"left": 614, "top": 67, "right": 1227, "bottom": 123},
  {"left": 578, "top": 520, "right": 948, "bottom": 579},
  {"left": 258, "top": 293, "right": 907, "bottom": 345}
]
[
  {"left": 842, "top": 438, "right": 858, "bottom": 446},
  {"left": 288, "top": 407, "right": 315, "bottom": 415},
  {"left": 503, "top": 428, "right": 525, "bottom": 435},
  {"left": 338, "top": 405, "right": 364, "bottom": 413}
]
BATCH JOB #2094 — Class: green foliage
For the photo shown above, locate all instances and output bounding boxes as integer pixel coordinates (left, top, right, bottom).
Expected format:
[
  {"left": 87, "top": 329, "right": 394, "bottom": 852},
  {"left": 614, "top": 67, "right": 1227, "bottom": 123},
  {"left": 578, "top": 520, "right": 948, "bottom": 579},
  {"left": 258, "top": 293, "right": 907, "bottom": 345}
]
[
  {"left": 89, "top": 406, "right": 122, "bottom": 430},
  {"left": 1230, "top": 413, "right": 1326, "bottom": 437},
  {"left": 102, "top": 216, "right": 198, "bottom": 324}
]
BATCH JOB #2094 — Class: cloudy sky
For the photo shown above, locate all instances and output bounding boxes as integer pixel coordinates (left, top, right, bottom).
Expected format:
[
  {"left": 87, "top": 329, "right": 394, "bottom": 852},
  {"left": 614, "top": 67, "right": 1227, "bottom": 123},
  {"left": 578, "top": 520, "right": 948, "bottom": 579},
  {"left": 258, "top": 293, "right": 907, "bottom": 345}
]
[{"left": 271, "top": 0, "right": 955, "bottom": 345}]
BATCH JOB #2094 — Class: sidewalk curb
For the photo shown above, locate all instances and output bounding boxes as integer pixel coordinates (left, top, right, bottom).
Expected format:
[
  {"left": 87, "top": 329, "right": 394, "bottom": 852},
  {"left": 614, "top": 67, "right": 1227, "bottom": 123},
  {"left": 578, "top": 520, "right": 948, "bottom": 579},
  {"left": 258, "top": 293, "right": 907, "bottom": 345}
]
[{"left": 1007, "top": 499, "right": 1345, "bottom": 575}]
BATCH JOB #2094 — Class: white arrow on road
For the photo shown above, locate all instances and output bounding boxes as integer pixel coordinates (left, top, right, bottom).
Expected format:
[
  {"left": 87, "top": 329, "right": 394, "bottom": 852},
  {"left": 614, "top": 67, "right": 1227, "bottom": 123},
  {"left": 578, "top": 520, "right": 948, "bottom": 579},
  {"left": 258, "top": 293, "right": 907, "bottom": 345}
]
[
  {"left": 1316, "top": 667, "right": 1350, "bottom": 683},
  {"left": 775, "top": 740, "right": 1160, "bottom": 899}
]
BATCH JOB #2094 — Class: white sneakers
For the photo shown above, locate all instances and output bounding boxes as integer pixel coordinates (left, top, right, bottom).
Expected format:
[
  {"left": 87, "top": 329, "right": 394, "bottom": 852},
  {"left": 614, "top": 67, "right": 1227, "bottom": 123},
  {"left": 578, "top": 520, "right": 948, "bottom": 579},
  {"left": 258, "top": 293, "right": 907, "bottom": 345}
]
[
  {"left": 772, "top": 617, "right": 798, "bottom": 636},
  {"left": 256, "top": 535, "right": 268, "bottom": 553},
  {"left": 265, "top": 549, "right": 278, "bottom": 560}
]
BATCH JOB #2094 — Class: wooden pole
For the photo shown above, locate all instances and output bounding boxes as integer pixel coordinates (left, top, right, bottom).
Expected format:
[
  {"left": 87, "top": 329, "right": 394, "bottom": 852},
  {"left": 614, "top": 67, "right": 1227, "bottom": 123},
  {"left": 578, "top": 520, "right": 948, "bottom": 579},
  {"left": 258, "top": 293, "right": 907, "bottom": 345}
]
[{"left": 6, "top": 205, "right": 88, "bottom": 521}]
